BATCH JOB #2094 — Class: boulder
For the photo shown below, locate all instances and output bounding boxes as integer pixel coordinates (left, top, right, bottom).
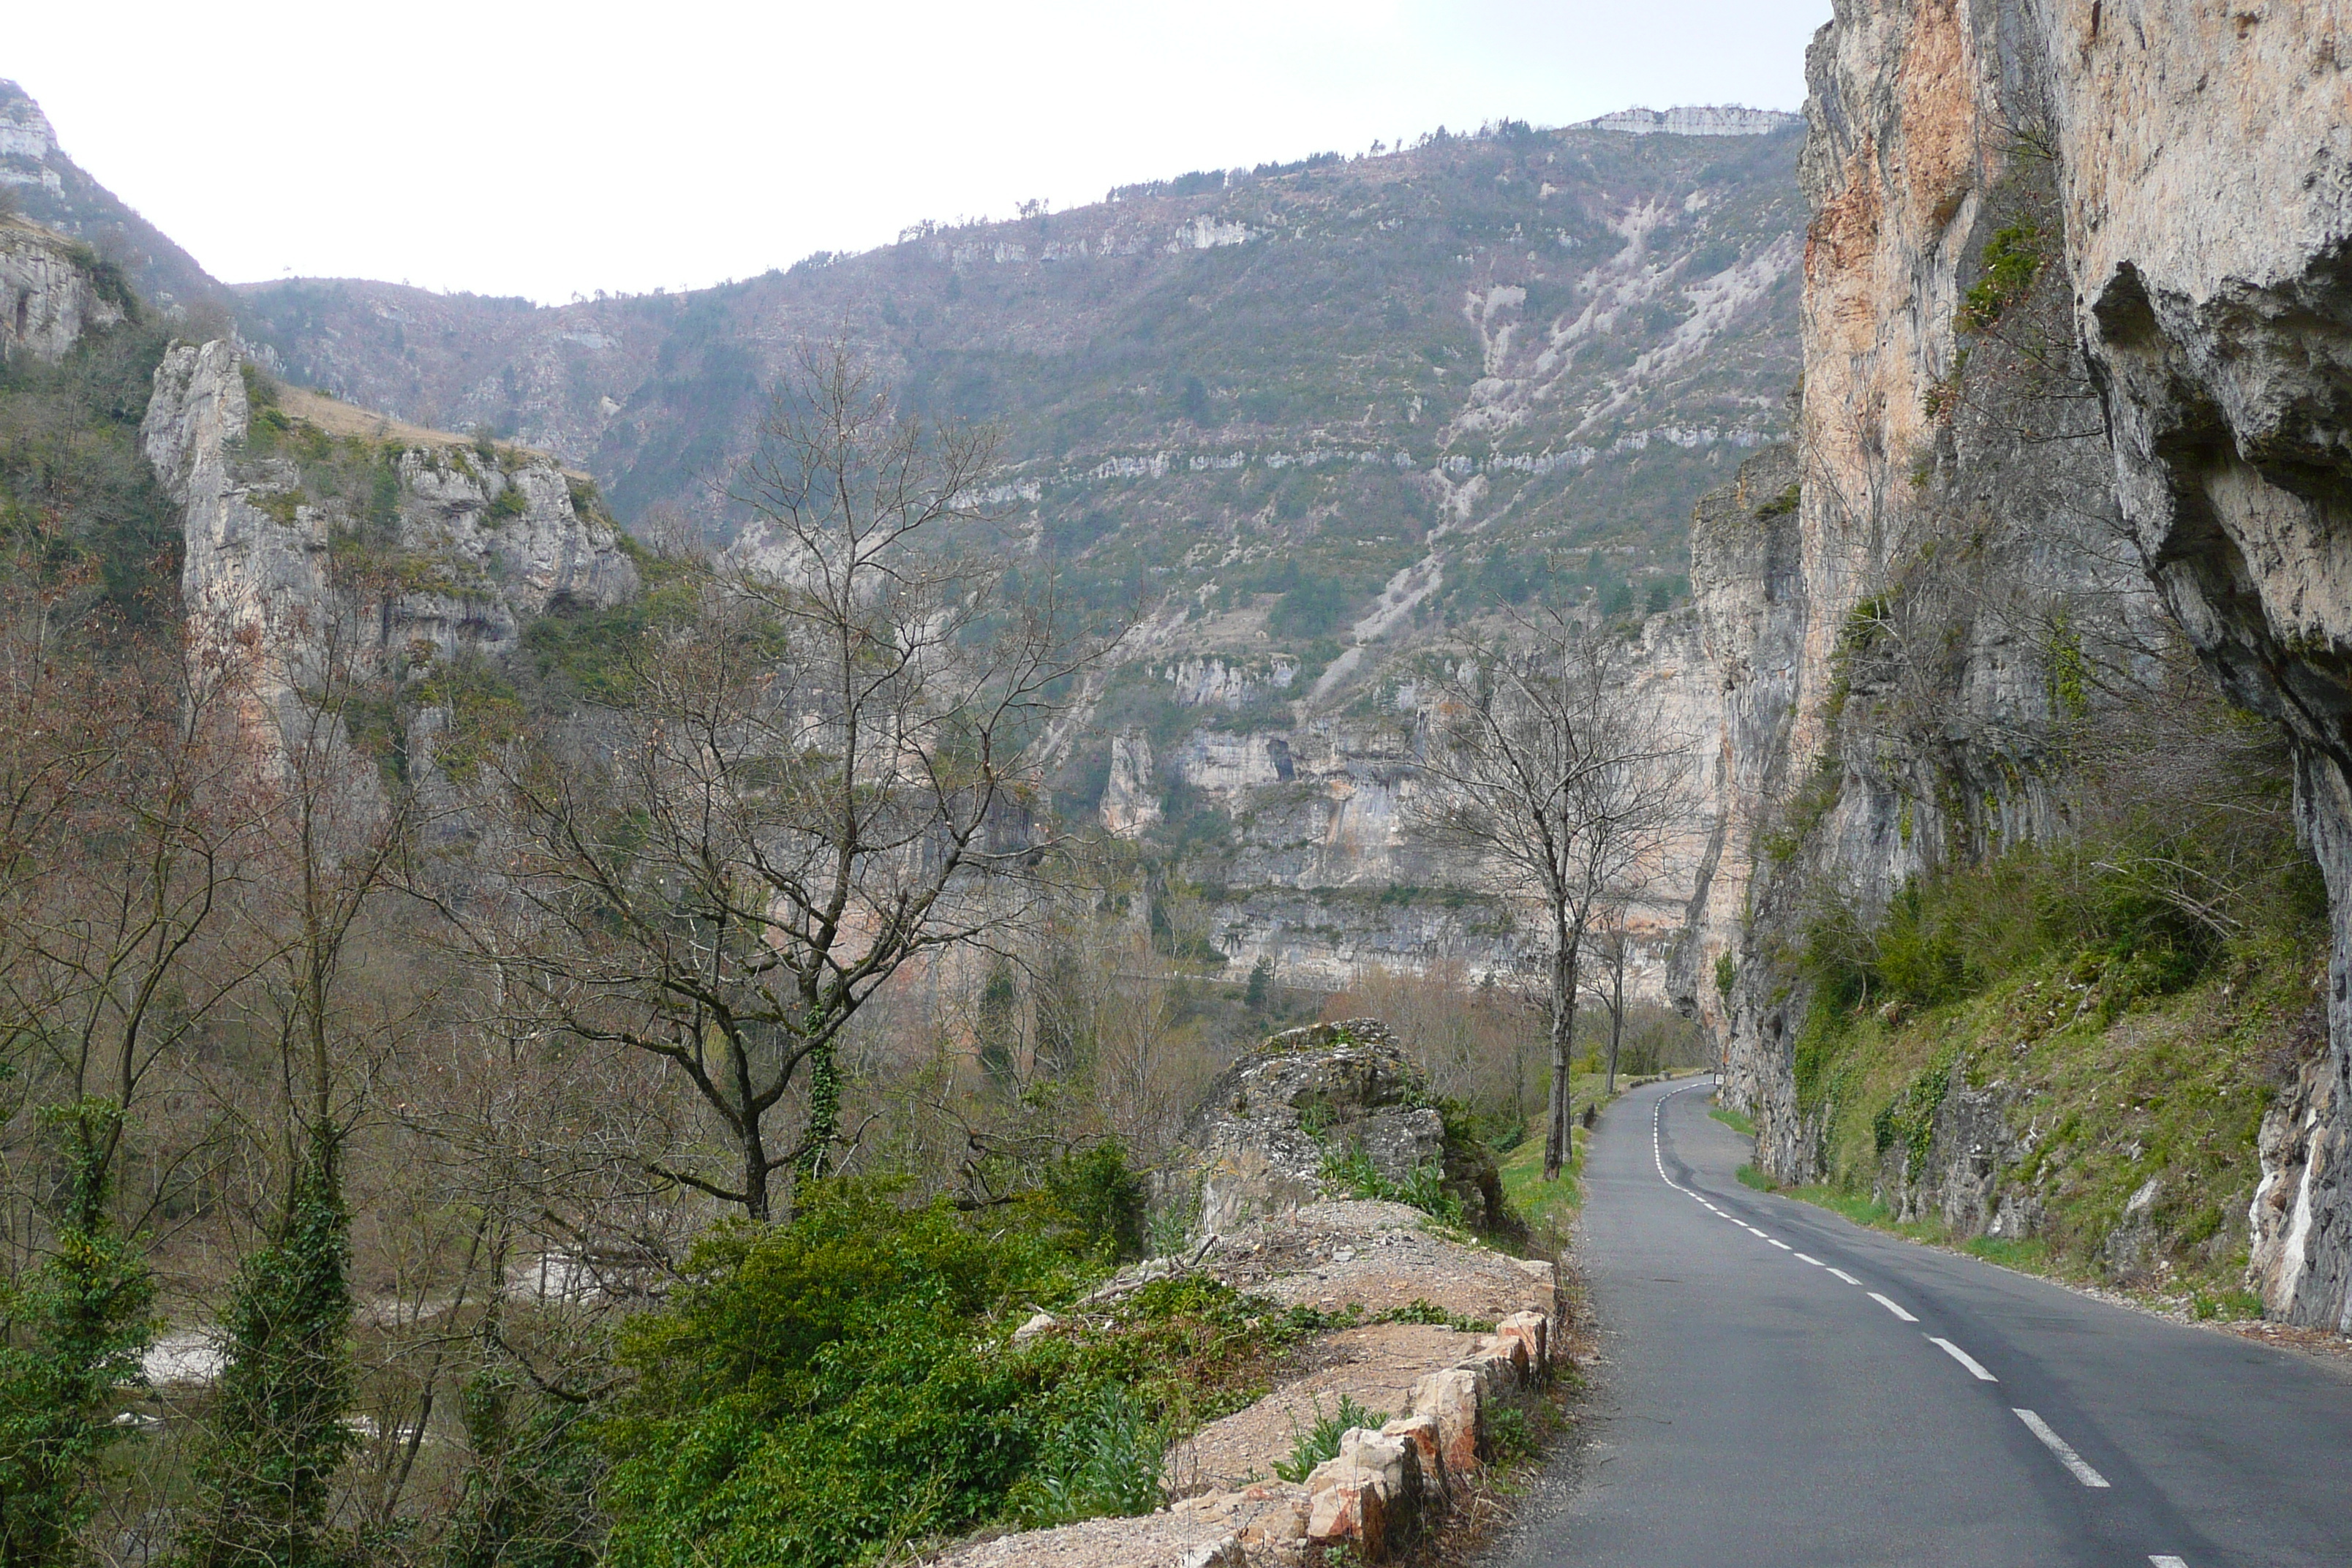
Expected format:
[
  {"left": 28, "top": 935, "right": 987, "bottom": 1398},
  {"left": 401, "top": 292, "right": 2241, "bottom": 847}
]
[{"left": 1155, "top": 1021, "right": 1438, "bottom": 1237}]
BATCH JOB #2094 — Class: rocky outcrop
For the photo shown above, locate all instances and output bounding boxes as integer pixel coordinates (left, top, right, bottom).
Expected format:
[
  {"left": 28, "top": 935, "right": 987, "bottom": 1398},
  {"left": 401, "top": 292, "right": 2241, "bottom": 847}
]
[
  {"left": 2051, "top": 8, "right": 2352, "bottom": 1334},
  {"left": 0, "top": 215, "right": 128, "bottom": 362},
  {"left": 936, "top": 1012, "right": 1572, "bottom": 1568},
  {"left": 2250, "top": 1051, "right": 2343, "bottom": 1317},
  {"left": 1682, "top": 0, "right": 2352, "bottom": 1328},
  {"left": 1156, "top": 1021, "right": 1512, "bottom": 1237},
  {"left": 1108, "top": 601, "right": 1730, "bottom": 999},
  {"left": 142, "top": 339, "right": 638, "bottom": 764},
  {"left": 1102, "top": 729, "right": 1164, "bottom": 837},
  {"left": 1667, "top": 444, "right": 1804, "bottom": 1109}
]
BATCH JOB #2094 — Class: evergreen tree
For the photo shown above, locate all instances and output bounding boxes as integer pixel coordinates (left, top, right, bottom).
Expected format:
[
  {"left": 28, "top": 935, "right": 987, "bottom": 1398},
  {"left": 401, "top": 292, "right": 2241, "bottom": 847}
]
[
  {"left": 1243, "top": 956, "right": 1275, "bottom": 1013},
  {"left": 0, "top": 1101, "right": 157, "bottom": 1568},
  {"left": 176, "top": 1126, "right": 356, "bottom": 1568}
]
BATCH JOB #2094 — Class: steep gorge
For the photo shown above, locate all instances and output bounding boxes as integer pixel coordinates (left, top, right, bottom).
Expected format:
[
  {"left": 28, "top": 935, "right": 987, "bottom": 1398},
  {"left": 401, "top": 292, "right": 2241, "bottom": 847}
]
[{"left": 1686, "top": 0, "right": 2352, "bottom": 1331}]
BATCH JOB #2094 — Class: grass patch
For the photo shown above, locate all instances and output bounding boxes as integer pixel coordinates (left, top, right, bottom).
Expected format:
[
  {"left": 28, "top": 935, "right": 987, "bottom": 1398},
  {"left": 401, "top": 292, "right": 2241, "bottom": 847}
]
[
  {"left": 1778, "top": 1183, "right": 1946, "bottom": 1245},
  {"left": 1708, "top": 1104, "right": 1755, "bottom": 1137},
  {"left": 1962, "top": 1234, "right": 2053, "bottom": 1273},
  {"left": 1271, "top": 1394, "right": 1387, "bottom": 1483},
  {"left": 1734, "top": 1164, "right": 1774, "bottom": 1192},
  {"left": 1765, "top": 787, "right": 2326, "bottom": 1302},
  {"left": 597, "top": 1175, "right": 1396, "bottom": 1568},
  {"left": 1497, "top": 1070, "right": 1609, "bottom": 1245}
]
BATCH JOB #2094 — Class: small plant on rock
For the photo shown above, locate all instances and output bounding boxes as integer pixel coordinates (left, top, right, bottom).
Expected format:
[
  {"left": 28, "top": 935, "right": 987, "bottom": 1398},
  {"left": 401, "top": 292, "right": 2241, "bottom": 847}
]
[{"left": 1272, "top": 1395, "right": 1387, "bottom": 1484}]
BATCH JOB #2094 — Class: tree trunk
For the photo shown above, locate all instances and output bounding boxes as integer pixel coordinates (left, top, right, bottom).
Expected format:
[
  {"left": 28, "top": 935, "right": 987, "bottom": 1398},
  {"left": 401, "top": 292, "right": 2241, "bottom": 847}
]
[
  {"left": 1605, "top": 951, "right": 1625, "bottom": 1097},
  {"left": 742, "top": 1131, "right": 772, "bottom": 1224},
  {"left": 1542, "top": 930, "right": 1581, "bottom": 1182}
]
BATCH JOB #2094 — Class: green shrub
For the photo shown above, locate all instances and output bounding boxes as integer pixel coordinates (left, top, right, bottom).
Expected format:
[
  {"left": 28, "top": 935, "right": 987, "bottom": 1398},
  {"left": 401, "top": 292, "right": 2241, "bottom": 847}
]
[
  {"left": 1011, "top": 1383, "right": 1163, "bottom": 1525},
  {"left": 1317, "top": 1141, "right": 1464, "bottom": 1226},
  {"left": 1485, "top": 1401, "right": 1539, "bottom": 1464},
  {"left": 1042, "top": 1142, "right": 1149, "bottom": 1264},
  {"left": 484, "top": 483, "right": 530, "bottom": 523},
  {"left": 1958, "top": 224, "right": 2045, "bottom": 334},
  {"left": 0, "top": 1103, "right": 159, "bottom": 1568},
  {"left": 601, "top": 1180, "right": 1339, "bottom": 1568}
]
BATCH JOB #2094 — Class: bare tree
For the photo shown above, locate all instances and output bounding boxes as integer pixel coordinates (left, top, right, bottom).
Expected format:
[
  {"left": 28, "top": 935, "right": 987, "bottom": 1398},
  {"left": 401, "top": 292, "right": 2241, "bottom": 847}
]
[
  {"left": 1586, "top": 905, "right": 1632, "bottom": 1098},
  {"left": 1412, "top": 614, "right": 1688, "bottom": 1181},
  {"left": 470, "top": 341, "right": 1113, "bottom": 1221}
]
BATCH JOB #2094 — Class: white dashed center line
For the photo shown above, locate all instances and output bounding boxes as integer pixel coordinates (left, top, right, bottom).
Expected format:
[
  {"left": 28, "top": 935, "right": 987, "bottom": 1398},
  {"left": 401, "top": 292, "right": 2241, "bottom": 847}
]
[
  {"left": 1929, "top": 1337, "right": 1998, "bottom": 1382},
  {"left": 2013, "top": 1409, "right": 2109, "bottom": 1488},
  {"left": 1657, "top": 1084, "right": 2161, "bottom": 1526},
  {"left": 2149, "top": 1557, "right": 2190, "bottom": 1567}
]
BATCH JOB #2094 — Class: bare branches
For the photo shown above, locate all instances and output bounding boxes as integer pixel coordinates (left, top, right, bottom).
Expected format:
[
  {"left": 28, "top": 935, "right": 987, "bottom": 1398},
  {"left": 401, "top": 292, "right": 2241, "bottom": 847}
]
[
  {"left": 1411, "top": 610, "right": 1691, "bottom": 1178},
  {"left": 462, "top": 338, "right": 1117, "bottom": 1221}
]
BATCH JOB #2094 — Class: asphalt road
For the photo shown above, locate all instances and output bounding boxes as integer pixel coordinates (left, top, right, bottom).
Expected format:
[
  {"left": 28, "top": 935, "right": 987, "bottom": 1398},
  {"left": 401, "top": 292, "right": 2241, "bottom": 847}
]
[{"left": 1508, "top": 1077, "right": 2352, "bottom": 1568}]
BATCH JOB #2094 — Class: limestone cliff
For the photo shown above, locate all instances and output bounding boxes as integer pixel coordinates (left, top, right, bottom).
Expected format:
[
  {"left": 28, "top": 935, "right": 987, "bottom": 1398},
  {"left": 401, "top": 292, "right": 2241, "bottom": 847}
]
[
  {"left": 1685, "top": 0, "right": 2352, "bottom": 1330},
  {"left": 1097, "top": 600, "right": 1727, "bottom": 1000},
  {"left": 142, "top": 339, "right": 638, "bottom": 767},
  {"left": 0, "top": 214, "right": 130, "bottom": 363}
]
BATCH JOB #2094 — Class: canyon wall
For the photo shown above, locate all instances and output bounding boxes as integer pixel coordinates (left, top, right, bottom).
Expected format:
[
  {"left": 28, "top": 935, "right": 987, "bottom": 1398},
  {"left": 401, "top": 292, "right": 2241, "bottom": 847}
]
[
  {"left": 142, "top": 339, "right": 637, "bottom": 773},
  {"left": 1686, "top": 0, "right": 2352, "bottom": 1330},
  {"left": 1098, "top": 602, "right": 1727, "bottom": 1002}
]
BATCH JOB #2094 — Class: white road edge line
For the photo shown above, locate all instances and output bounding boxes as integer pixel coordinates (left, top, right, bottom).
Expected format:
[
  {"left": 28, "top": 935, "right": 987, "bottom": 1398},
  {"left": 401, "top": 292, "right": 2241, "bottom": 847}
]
[
  {"left": 1650, "top": 1079, "right": 1711, "bottom": 1199},
  {"left": 1793, "top": 1253, "right": 1824, "bottom": 1266},
  {"left": 1767, "top": 1239, "right": 1793, "bottom": 1250},
  {"left": 1929, "top": 1336, "right": 1998, "bottom": 1381},
  {"left": 1828, "top": 1267, "right": 1861, "bottom": 1285},
  {"left": 1869, "top": 1292, "right": 1919, "bottom": 1322},
  {"left": 2013, "top": 1409, "right": 2109, "bottom": 1488},
  {"left": 2149, "top": 1557, "right": 2188, "bottom": 1567}
]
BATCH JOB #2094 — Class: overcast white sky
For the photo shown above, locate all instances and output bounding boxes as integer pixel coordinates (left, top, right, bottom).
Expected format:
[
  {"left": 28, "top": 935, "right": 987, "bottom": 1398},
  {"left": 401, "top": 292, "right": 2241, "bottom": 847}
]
[{"left": 13, "top": 0, "right": 1831, "bottom": 304}]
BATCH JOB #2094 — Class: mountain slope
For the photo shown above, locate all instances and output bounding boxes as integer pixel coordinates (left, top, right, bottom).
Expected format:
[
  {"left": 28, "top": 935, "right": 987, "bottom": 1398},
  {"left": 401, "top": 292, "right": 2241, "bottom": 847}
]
[
  {"left": 15, "top": 88, "right": 1807, "bottom": 998},
  {"left": 232, "top": 115, "right": 1805, "bottom": 621},
  {"left": 0, "top": 80, "right": 227, "bottom": 315}
]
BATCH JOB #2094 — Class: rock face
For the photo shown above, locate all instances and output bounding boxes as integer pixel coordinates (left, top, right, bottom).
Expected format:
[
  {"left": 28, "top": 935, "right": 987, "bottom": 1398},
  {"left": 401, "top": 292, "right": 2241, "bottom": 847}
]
[
  {"left": 1156, "top": 1020, "right": 1512, "bottom": 1238},
  {"left": 2054, "top": 9, "right": 2352, "bottom": 1333},
  {"left": 1161, "top": 1021, "right": 1445, "bottom": 1235},
  {"left": 142, "top": 339, "right": 638, "bottom": 764},
  {"left": 0, "top": 215, "right": 128, "bottom": 362},
  {"left": 1101, "top": 729, "right": 1164, "bottom": 837},
  {"left": 1135, "top": 598, "right": 1728, "bottom": 1000},
  {"left": 1680, "top": 1, "right": 2352, "bottom": 1328}
]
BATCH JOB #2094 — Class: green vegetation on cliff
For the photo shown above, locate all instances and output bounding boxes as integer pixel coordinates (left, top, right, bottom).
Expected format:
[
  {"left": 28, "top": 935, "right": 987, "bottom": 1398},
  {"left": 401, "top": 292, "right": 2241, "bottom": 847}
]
[{"left": 1778, "top": 695, "right": 2326, "bottom": 1297}]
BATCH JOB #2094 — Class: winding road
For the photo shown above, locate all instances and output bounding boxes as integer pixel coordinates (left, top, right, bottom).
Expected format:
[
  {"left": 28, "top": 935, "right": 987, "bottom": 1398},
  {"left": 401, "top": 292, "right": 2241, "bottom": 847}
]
[{"left": 1509, "top": 1077, "right": 2352, "bottom": 1568}]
